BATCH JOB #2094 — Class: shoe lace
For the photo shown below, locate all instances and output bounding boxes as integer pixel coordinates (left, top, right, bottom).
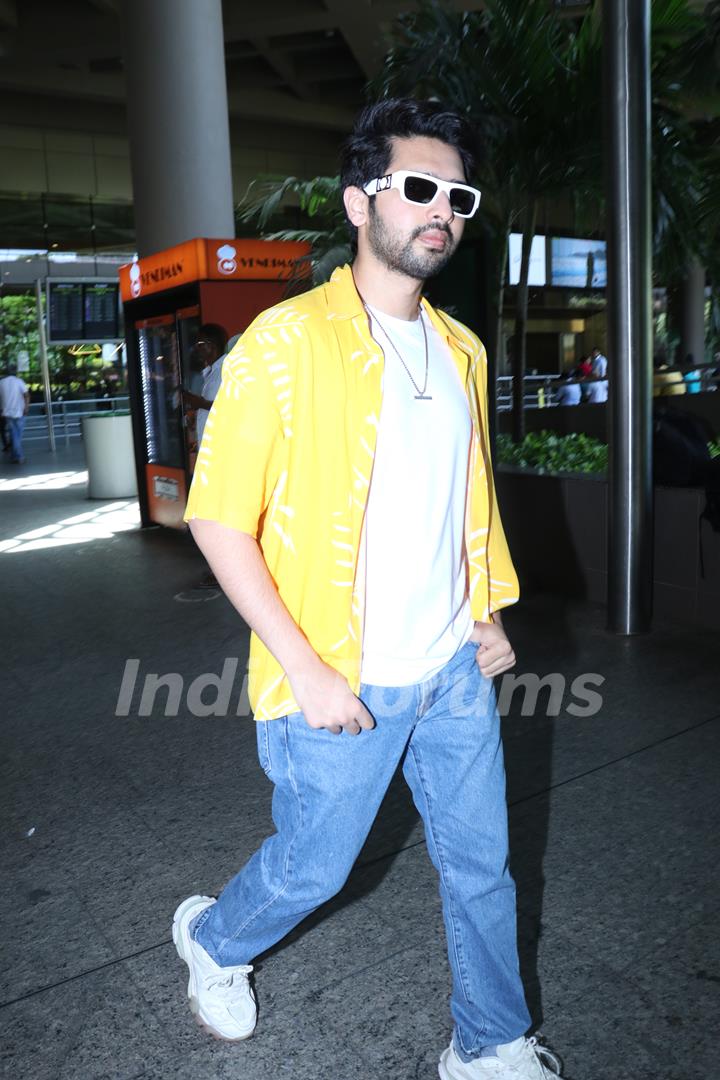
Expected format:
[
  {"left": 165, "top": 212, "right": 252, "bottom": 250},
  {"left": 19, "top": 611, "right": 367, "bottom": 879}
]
[
  {"left": 204, "top": 964, "right": 253, "bottom": 996},
  {"left": 524, "top": 1036, "right": 562, "bottom": 1077}
]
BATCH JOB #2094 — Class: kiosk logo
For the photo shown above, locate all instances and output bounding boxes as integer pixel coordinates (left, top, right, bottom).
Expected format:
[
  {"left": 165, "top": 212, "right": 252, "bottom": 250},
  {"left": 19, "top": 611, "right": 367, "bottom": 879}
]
[
  {"left": 129, "top": 257, "right": 142, "bottom": 298},
  {"left": 216, "top": 243, "right": 237, "bottom": 275}
]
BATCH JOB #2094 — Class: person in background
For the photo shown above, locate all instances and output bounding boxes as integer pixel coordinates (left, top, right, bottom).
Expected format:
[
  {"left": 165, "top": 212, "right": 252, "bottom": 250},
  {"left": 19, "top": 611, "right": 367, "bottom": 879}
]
[
  {"left": 555, "top": 370, "right": 581, "bottom": 406},
  {"left": 183, "top": 323, "right": 229, "bottom": 446},
  {"left": 575, "top": 355, "right": 592, "bottom": 380},
  {"left": 590, "top": 346, "right": 607, "bottom": 379},
  {"left": 183, "top": 323, "right": 229, "bottom": 589},
  {"left": 584, "top": 373, "right": 608, "bottom": 404},
  {"left": 0, "top": 363, "right": 30, "bottom": 464},
  {"left": 653, "top": 357, "right": 686, "bottom": 397}
]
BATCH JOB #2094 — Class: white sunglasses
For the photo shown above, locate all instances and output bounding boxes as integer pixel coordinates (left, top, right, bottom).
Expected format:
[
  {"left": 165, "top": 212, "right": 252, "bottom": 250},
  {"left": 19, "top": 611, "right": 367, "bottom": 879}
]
[{"left": 362, "top": 169, "right": 481, "bottom": 218}]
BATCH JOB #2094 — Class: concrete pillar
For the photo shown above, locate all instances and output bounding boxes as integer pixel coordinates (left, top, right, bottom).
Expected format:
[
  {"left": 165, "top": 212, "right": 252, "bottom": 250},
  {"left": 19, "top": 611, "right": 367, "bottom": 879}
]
[
  {"left": 122, "top": 0, "right": 235, "bottom": 256},
  {"left": 680, "top": 260, "right": 706, "bottom": 366}
]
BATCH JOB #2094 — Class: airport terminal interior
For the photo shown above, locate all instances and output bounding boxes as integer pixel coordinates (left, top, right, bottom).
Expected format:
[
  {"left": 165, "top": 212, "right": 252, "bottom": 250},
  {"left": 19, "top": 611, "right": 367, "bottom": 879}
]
[{"left": 1, "top": 2, "right": 719, "bottom": 1079}]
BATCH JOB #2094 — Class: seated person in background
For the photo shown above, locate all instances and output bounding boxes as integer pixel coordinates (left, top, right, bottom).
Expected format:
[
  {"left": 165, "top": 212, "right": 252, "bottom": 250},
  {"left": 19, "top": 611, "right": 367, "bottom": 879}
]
[
  {"left": 653, "top": 357, "right": 686, "bottom": 397},
  {"left": 555, "top": 371, "right": 581, "bottom": 406}
]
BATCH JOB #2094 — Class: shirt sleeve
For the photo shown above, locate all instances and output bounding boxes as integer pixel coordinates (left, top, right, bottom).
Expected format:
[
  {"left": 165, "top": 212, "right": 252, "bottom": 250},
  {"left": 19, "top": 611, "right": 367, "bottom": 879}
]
[{"left": 184, "top": 334, "right": 286, "bottom": 538}]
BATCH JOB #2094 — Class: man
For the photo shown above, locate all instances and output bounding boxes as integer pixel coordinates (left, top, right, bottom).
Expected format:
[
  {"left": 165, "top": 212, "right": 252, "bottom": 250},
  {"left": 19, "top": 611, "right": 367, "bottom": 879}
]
[
  {"left": 584, "top": 347, "right": 608, "bottom": 404},
  {"left": 182, "top": 322, "right": 229, "bottom": 447},
  {"left": 182, "top": 323, "right": 229, "bottom": 588},
  {"left": 176, "top": 99, "right": 562, "bottom": 1080},
  {"left": 590, "top": 346, "right": 607, "bottom": 380},
  {"left": 555, "top": 371, "right": 581, "bottom": 406},
  {"left": 0, "top": 363, "right": 30, "bottom": 464}
]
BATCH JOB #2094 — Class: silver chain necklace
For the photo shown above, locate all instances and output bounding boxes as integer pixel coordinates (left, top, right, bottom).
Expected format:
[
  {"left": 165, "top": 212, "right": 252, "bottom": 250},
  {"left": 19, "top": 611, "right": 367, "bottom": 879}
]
[{"left": 363, "top": 302, "right": 432, "bottom": 401}]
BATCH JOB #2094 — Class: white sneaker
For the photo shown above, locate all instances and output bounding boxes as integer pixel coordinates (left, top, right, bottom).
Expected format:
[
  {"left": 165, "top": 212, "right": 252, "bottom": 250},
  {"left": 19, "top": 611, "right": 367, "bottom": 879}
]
[
  {"left": 172, "top": 894, "right": 257, "bottom": 1041},
  {"left": 439, "top": 1036, "right": 562, "bottom": 1080}
]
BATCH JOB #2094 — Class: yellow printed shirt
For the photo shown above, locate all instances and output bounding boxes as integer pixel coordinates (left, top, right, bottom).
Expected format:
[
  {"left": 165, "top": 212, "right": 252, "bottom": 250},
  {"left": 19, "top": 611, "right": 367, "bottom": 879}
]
[{"left": 184, "top": 264, "right": 519, "bottom": 720}]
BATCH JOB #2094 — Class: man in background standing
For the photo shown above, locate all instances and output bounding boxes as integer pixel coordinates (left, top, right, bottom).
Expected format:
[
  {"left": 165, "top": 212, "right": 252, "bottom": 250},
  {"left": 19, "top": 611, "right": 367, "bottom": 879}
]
[
  {"left": 182, "top": 323, "right": 229, "bottom": 588},
  {"left": 0, "top": 364, "right": 30, "bottom": 464},
  {"left": 590, "top": 346, "right": 607, "bottom": 380},
  {"left": 183, "top": 323, "right": 229, "bottom": 447}
]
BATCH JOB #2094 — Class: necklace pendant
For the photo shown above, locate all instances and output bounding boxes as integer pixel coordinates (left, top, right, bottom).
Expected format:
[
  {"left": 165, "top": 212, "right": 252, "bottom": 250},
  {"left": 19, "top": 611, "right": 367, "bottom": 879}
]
[{"left": 415, "top": 393, "right": 432, "bottom": 400}]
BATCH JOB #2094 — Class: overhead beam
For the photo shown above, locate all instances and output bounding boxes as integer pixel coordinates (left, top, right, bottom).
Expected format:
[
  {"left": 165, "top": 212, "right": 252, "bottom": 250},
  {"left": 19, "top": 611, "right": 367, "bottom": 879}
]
[
  {"left": 0, "top": 0, "right": 17, "bottom": 28},
  {"left": 249, "top": 36, "right": 313, "bottom": 99},
  {"left": 0, "top": 64, "right": 124, "bottom": 103},
  {"left": 226, "top": 87, "right": 355, "bottom": 130},
  {"left": 0, "top": 62, "right": 355, "bottom": 130},
  {"left": 224, "top": 10, "right": 336, "bottom": 39},
  {"left": 85, "top": 0, "right": 120, "bottom": 12},
  {"left": 231, "top": 0, "right": 485, "bottom": 42},
  {"left": 1, "top": 12, "right": 120, "bottom": 63},
  {"left": 322, "top": 0, "right": 384, "bottom": 77}
]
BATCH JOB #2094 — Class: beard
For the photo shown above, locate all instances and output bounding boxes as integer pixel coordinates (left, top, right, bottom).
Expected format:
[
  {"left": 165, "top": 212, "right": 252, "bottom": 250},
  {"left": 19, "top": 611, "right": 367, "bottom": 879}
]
[{"left": 366, "top": 202, "right": 458, "bottom": 281}]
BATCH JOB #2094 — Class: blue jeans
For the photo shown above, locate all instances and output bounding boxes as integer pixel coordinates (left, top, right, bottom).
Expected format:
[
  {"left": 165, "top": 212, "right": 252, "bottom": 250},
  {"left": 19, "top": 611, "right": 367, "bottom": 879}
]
[
  {"left": 194, "top": 642, "right": 531, "bottom": 1055},
  {"left": 6, "top": 416, "right": 26, "bottom": 462}
]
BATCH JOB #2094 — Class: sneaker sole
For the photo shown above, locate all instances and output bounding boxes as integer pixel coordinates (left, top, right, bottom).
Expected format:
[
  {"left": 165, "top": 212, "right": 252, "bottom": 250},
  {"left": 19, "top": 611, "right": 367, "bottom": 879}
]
[
  {"left": 438, "top": 1051, "right": 452, "bottom": 1080},
  {"left": 172, "top": 896, "right": 256, "bottom": 1042}
]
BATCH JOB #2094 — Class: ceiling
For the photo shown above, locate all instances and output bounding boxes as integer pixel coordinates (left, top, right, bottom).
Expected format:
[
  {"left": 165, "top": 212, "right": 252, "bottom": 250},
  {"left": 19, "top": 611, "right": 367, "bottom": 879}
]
[{"left": 0, "top": 0, "right": 487, "bottom": 141}]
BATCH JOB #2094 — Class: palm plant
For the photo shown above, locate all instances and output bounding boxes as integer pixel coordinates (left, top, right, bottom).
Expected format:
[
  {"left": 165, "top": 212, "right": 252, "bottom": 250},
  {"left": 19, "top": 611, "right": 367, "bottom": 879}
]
[
  {"left": 238, "top": 0, "right": 719, "bottom": 432},
  {"left": 375, "top": 0, "right": 603, "bottom": 440},
  {"left": 238, "top": 174, "right": 349, "bottom": 287},
  {"left": 650, "top": 0, "right": 719, "bottom": 284},
  {"left": 377, "top": 0, "right": 719, "bottom": 436}
]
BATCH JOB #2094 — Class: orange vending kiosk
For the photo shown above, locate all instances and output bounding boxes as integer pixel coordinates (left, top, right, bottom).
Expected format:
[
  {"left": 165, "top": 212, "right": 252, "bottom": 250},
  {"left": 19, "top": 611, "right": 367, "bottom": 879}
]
[{"left": 120, "top": 237, "right": 309, "bottom": 528}]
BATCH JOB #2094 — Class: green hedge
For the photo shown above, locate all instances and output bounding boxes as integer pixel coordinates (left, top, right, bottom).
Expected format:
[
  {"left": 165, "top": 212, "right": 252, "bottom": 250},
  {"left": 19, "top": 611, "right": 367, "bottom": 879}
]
[
  {"left": 498, "top": 431, "right": 720, "bottom": 474},
  {"left": 497, "top": 431, "right": 608, "bottom": 475}
]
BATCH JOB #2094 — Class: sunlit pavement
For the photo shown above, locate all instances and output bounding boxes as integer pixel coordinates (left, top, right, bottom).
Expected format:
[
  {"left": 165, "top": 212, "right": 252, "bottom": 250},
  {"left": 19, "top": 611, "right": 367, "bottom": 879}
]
[
  {"left": 1, "top": 440, "right": 719, "bottom": 1080},
  {"left": 0, "top": 443, "right": 140, "bottom": 551}
]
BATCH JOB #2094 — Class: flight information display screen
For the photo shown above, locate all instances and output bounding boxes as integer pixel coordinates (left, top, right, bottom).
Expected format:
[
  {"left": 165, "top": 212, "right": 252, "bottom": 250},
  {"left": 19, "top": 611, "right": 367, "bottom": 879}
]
[{"left": 47, "top": 279, "right": 121, "bottom": 343}]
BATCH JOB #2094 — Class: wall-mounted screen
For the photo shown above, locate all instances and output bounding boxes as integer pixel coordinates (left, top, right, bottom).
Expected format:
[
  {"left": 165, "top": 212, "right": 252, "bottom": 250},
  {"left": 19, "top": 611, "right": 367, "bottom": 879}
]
[
  {"left": 46, "top": 279, "right": 121, "bottom": 344},
  {"left": 508, "top": 233, "right": 547, "bottom": 286},
  {"left": 550, "top": 237, "right": 607, "bottom": 288}
]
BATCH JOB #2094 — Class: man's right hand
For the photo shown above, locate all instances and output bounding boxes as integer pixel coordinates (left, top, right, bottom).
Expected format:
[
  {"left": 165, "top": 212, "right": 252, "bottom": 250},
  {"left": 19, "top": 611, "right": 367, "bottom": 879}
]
[
  {"left": 188, "top": 522, "right": 374, "bottom": 736},
  {"left": 289, "top": 657, "right": 375, "bottom": 736}
]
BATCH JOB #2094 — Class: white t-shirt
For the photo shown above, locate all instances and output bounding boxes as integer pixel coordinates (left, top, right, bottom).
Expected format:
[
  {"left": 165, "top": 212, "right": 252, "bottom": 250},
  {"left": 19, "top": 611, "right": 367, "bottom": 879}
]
[
  {"left": 585, "top": 379, "right": 608, "bottom": 403},
  {"left": 591, "top": 353, "right": 608, "bottom": 378},
  {"left": 0, "top": 374, "right": 28, "bottom": 418},
  {"left": 360, "top": 305, "right": 473, "bottom": 686}
]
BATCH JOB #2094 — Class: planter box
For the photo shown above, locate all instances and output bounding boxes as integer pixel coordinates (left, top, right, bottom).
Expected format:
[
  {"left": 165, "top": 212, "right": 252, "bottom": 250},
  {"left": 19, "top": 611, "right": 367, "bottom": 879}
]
[
  {"left": 82, "top": 413, "right": 138, "bottom": 499},
  {"left": 496, "top": 468, "right": 720, "bottom": 630}
]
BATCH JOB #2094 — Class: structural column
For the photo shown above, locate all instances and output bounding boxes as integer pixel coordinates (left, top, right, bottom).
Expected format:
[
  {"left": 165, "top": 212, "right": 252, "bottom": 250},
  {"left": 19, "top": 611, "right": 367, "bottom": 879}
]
[
  {"left": 122, "top": 0, "right": 235, "bottom": 256},
  {"left": 680, "top": 259, "right": 706, "bottom": 366},
  {"left": 603, "top": 0, "right": 653, "bottom": 633}
]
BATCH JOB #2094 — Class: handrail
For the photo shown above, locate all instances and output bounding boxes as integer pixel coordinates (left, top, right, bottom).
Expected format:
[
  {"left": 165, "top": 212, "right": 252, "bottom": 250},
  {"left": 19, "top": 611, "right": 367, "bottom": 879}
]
[
  {"left": 23, "top": 396, "right": 131, "bottom": 446},
  {"left": 496, "top": 368, "right": 718, "bottom": 410}
]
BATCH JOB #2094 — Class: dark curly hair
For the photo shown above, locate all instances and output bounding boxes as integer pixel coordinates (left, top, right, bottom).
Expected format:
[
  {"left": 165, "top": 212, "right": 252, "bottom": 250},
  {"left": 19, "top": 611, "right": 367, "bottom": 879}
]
[{"left": 339, "top": 98, "right": 479, "bottom": 242}]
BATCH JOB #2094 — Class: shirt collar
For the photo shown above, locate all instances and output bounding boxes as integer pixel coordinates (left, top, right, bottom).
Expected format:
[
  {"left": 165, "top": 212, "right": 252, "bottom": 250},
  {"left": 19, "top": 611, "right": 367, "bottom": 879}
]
[{"left": 326, "top": 263, "right": 473, "bottom": 357}]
